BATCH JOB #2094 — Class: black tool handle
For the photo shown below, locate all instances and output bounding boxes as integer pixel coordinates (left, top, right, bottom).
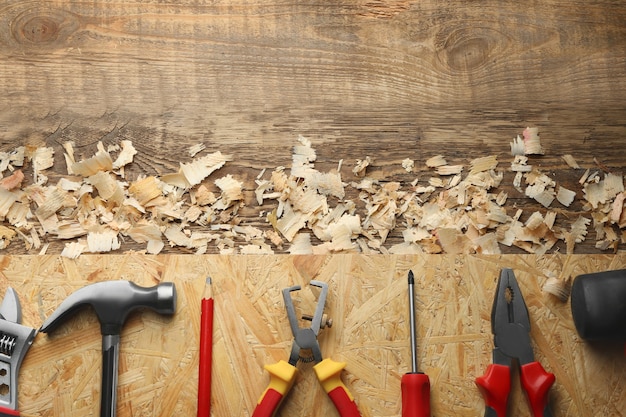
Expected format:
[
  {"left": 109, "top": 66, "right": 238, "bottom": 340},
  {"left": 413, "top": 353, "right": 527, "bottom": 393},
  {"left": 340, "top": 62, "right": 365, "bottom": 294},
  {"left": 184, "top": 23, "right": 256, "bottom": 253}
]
[
  {"left": 571, "top": 269, "right": 626, "bottom": 341},
  {"left": 484, "top": 407, "right": 499, "bottom": 417},
  {"left": 101, "top": 334, "right": 121, "bottom": 417}
]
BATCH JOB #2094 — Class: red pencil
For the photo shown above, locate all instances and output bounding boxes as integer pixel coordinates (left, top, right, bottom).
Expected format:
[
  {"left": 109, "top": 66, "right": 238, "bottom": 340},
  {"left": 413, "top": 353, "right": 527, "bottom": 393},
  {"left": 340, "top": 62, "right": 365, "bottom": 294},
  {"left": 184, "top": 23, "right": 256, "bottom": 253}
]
[{"left": 198, "top": 276, "right": 214, "bottom": 417}]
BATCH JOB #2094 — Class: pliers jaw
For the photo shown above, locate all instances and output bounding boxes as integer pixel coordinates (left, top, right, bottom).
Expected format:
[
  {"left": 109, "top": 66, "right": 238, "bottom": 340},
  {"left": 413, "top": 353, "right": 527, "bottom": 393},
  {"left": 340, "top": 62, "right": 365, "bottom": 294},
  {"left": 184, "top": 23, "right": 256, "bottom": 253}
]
[
  {"left": 476, "top": 269, "right": 555, "bottom": 417},
  {"left": 491, "top": 268, "right": 534, "bottom": 365},
  {"left": 283, "top": 280, "right": 328, "bottom": 366},
  {"left": 253, "top": 280, "right": 362, "bottom": 417}
]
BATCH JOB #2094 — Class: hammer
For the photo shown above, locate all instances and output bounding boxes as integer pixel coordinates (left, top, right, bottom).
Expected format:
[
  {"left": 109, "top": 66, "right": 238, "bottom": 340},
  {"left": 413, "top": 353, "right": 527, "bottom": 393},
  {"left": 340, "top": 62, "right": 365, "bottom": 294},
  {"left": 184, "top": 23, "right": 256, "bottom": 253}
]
[
  {"left": 571, "top": 269, "right": 626, "bottom": 352},
  {"left": 40, "top": 280, "right": 177, "bottom": 417}
]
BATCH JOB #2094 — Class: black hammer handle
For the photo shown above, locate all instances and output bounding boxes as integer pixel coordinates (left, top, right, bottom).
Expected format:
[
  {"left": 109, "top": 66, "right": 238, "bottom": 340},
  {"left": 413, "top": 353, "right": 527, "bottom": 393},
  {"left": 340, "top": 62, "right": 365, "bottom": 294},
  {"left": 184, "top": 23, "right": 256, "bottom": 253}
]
[{"left": 101, "top": 334, "right": 121, "bottom": 417}]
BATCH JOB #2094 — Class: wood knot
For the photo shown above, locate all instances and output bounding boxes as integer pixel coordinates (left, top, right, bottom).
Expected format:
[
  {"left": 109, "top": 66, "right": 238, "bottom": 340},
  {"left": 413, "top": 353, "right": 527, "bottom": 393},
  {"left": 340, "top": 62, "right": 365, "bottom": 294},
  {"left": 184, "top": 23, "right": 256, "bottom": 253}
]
[
  {"left": 436, "top": 27, "right": 506, "bottom": 73},
  {"left": 21, "top": 16, "right": 60, "bottom": 43},
  {"left": 10, "top": 8, "right": 79, "bottom": 47}
]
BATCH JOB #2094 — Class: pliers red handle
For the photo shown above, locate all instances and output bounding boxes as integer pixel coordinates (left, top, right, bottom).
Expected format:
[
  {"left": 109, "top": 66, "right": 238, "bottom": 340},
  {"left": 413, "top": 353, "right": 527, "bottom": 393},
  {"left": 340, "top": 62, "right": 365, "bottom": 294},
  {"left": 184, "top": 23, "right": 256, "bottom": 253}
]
[
  {"left": 252, "top": 281, "right": 361, "bottom": 417},
  {"left": 475, "top": 269, "right": 555, "bottom": 417}
]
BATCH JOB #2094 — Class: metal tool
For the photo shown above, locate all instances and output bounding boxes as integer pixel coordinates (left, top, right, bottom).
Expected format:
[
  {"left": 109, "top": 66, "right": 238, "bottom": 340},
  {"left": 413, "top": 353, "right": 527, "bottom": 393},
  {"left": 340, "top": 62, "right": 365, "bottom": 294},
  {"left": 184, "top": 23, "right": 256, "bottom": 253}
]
[
  {"left": 401, "top": 270, "right": 430, "bottom": 417},
  {"left": 475, "top": 268, "right": 555, "bottom": 417},
  {"left": 40, "top": 280, "right": 177, "bottom": 417},
  {"left": 252, "top": 280, "right": 361, "bottom": 417},
  {"left": 0, "top": 287, "right": 37, "bottom": 417}
]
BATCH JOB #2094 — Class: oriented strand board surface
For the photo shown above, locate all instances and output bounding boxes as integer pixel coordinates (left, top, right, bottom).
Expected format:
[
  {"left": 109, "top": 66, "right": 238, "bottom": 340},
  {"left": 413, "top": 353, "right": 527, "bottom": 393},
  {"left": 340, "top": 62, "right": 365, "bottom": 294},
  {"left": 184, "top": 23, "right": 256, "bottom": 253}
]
[{"left": 2, "top": 254, "right": 625, "bottom": 416}]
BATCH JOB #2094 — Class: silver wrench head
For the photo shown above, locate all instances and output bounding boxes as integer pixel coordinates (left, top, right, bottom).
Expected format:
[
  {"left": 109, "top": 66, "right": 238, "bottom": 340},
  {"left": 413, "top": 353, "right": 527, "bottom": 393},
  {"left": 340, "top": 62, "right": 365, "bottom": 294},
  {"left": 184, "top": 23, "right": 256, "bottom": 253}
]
[
  {"left": 0, "top": 288, "right": 22, "bottom": 324},
  {"left": 0, "top": 288, "right": 36, "bottom": 413}
]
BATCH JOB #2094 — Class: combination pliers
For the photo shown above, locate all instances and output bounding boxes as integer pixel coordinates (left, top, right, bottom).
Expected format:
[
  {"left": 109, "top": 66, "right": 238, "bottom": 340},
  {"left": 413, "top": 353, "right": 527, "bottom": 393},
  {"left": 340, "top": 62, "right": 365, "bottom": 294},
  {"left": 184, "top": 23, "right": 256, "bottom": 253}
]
[
  {"left": 475, "top": 269, "right": 555, "bottom": 417},
  {"left": 252, "top": 280, "right": 361, "bottom": 417}
]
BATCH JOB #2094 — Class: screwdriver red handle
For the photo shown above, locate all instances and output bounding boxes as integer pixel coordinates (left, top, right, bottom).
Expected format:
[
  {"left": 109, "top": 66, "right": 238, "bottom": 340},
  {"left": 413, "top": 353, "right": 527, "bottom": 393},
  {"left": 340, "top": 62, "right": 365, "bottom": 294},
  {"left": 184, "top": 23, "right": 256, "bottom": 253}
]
[
  {"left": 520, "top": 362, "right": 555, "bottom": 417},
  {"left": 401, "top": 372, "right": 431, "bottom": 417},
  {"left": 475, "top": 364, "right": 511, "bottom": 417}
]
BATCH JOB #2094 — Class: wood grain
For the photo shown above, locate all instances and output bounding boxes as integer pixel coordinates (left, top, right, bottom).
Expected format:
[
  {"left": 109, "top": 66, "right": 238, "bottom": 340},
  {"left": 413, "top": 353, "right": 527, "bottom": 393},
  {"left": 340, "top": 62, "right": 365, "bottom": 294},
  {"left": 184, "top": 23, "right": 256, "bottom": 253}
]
[
  {"left": 1, "top": 1, "right": 625, "bottom": 254},
  {"left": 3, "top": 254, "right": 624, "bottom": 416},
  {"left": 0, "top": 2, "right": 625, "bottom": 415}
]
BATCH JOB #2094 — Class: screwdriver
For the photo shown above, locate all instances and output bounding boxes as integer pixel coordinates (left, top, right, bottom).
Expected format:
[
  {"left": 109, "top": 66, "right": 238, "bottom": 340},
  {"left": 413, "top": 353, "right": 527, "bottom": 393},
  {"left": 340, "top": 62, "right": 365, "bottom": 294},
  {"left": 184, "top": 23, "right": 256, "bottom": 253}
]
[{"left": 401, "top": 270, "right": 431, "bottom": 417}]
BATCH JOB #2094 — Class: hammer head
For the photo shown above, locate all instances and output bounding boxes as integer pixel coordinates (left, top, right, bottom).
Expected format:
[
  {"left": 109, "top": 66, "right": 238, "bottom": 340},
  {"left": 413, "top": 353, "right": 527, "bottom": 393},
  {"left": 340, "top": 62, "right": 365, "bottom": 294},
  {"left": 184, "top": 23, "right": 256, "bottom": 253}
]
[{"left": 40, "top": 280, "right": 176, "bottom": 336}]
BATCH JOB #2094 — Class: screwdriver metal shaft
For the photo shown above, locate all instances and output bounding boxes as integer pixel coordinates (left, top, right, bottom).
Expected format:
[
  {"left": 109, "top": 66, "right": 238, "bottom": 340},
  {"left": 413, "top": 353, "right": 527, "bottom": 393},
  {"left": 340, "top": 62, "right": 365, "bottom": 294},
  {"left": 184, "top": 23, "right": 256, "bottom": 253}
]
[
  {"left": 408, "top": 270, "right": 418, "bottom": 373},
  {"left": 401, "top": 270, "right": 431, "bottom": 417}
]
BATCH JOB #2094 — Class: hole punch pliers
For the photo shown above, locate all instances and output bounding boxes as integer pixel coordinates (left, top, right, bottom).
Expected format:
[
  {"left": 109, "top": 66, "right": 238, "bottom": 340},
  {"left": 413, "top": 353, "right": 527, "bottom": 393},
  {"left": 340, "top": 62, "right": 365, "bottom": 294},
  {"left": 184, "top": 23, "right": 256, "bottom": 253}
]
[
  {"left": 475, "top": 269, "right": 555, "bottom": 417},
  {"left": 252, "top": 280, "right": 361, "bottom": 417}
]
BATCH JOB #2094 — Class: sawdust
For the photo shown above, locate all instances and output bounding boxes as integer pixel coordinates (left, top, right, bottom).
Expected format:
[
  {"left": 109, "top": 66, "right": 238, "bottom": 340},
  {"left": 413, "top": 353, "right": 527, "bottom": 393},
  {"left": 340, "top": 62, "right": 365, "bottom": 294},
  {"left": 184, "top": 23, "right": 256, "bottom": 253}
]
[{"left": 0, "top": 128, "right": 624, "bottom": 256}]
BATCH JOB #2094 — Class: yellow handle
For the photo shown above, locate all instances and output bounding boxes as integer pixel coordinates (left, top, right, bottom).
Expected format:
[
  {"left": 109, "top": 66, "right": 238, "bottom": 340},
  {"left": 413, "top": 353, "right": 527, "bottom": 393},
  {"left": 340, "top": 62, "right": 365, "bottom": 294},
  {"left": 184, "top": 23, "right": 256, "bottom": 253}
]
[
  {"left": 313, "top": 358, "right": 355, "bottom": 401},
  {"left": 258, "top": 360, "right": 298, "bottom": 402}
]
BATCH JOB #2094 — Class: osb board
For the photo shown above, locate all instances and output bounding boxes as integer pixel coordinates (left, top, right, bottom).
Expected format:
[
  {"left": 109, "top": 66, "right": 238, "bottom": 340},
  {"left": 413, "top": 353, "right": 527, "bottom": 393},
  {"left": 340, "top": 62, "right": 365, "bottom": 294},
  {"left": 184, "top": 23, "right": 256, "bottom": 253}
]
[{"left": 2, "top": 254, "right": 625, "bottom": 417}]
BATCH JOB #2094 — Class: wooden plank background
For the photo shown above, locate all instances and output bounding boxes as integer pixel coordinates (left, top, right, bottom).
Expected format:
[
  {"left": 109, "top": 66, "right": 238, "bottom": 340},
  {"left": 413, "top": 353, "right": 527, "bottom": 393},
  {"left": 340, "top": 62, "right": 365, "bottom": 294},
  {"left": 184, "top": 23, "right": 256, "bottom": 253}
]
[
  {"left": 5, "top": 254, "right": 625, "bottom": 417},
  {"left": 1, "top": 0, "right": 626, "bottom": 416},
  {"left": 0, "top": 0, "right": 625, "bottom": 255}
]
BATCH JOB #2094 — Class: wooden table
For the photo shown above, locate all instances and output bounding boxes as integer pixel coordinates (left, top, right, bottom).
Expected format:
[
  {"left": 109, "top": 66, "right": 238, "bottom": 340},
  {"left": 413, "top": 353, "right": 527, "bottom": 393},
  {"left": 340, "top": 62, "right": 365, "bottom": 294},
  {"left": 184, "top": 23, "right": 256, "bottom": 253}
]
[
  {"left": 1, "top": 0, "right": 626, "bottom": 416},
  {"left": 1, "top": 0, "right": 626, "bottom": 256}
]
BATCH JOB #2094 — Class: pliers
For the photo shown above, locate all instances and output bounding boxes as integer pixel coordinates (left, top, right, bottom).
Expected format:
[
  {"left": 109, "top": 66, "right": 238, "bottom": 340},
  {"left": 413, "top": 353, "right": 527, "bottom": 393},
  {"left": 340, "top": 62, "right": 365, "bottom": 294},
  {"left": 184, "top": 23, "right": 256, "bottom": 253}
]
[
  {"left": 475, "top": 269, "right": 555, "bottom": 417},
  {"left": 0, "top": 288, "right": 37, "bottom": 417},
  {"left": 252, "top": 280, "right": 361, "bottom": 417}
]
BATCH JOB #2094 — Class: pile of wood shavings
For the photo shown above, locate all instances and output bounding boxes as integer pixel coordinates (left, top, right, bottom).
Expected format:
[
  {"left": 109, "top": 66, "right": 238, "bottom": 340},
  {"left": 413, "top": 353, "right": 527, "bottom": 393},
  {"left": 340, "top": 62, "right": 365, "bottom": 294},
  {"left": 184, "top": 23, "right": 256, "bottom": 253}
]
[{"left": 0, "top": 128, "right": 624, "bottom": 257}]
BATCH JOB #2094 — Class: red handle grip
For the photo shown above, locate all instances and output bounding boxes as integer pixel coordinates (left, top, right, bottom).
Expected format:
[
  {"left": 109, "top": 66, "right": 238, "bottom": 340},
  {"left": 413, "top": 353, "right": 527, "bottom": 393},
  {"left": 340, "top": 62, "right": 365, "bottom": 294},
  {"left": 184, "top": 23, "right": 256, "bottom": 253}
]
[
  {"left": 327, "top": 386, "right": 361, "bottom": 417},
  {"left": 401, "top": 372, "right": 431, "bottom": 417},
  {"left": 475, "top": 364, "right": 510, "bottom": 417},
  {"left": 252, "top": 388, "right": 284, "bottom": 417},
  {"left": 252, "top": 361, "right": 297, "bottom": 417},
  {"left": 314, "top": 358, "right": 362, "bottom": 417},
  {"left": 0, "top": 407, "right": 19, "bottom": 416},
  {"left": 520, "top": 362, "right": 555, "bottom": 417}
]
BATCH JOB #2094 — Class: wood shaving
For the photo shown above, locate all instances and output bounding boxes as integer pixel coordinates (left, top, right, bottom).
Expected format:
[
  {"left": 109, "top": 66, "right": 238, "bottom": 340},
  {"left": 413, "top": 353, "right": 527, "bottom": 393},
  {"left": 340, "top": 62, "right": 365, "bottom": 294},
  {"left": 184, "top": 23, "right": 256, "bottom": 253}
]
[
  {"left": 556, "top": 186, "right": 577, "bottom": 207},
  {"left": 543, "top": 275, "right": 571, "bottom": 302},
  {"left": 189, "top": 143, "right": 206, "bottom": 157},
  {"left": 353, "top": 156, "right": 372, "bottom": 177},
  {"left": 112, "top": 140, "right": 137, "bottom": 170},
  {"left": 32, "top": 146, "right": 55, "bottom": 184},
  {"left": 426, "top": 155, "right": 447, "bottom": 168},
  {"left": 562, "top": 154, "right": 580, "bottom": 169},
  {"left": 511, "top": 155, "right": 532, "bottom": 172},
  {"left": 522, "top": 127, "right": 544, "bottom": 155},
  {"left": 0, "top": 170, "right": 25, "bottom": 191},
  {"left": 470, "top": 155, "right": 498, "bottom": 174},
  {"left": 525, "top": 170, "right": 556, "bottom": 208},
  {"left": 0, "top": 127, "right": 624, "bottom": 256},
  {"left": 162, "top": 151, "right": 231, "bottom": 188},
  {"left": 69, "top": 143, "right": 113, "bottom": 177},
  {"left": 0, "top": 147, "right": 25, "bottom": 173},
  {"left": 510, "top": 127, "right": 544, "bottom": 155},
  {"left": 510, "top": 135, "right": 525, "bottom": 155},
  {"left": 436, "top": 165, "right": 463, "bottom": 176}
]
